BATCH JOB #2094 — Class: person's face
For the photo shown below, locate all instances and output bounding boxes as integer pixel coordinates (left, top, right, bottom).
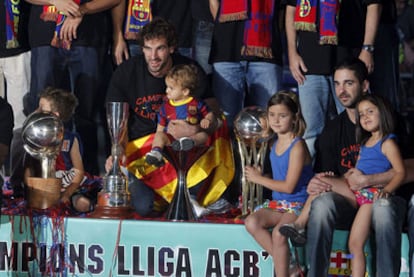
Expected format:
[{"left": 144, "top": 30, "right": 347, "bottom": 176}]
[
  {"left": 267, "top": 104, "right": 295, "bottom": 135},
  {"left": 165, "top": 77, "right": 189, "bottom": 102},
  {"left": 357, "top": 100, "right": 380, "bottom": 133},
  {"left": 37, "top": 98, "right": 55, "bottom": 114},
  {"left": 142, "top": 37, "right": 174, "bottom": 77},
  {"left": 334, "top": 68, "right": 367, "bottom": 109}
]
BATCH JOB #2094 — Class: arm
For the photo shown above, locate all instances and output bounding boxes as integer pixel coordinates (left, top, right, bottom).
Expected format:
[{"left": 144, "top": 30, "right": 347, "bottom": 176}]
[
  {"left": 111, "top": 0, "right": 130, "bottom": 66},
  {"left": 61, "top": 137, "right": 85, "bottom": 203},
  {"left": 25, "top": 0, "right": 80, "bottom": 17},
  {"left": 200, "top": 111, "right": 217, "bottom": 130},
  {"left": 209, "top": 0, "right": 219, "bottom": 20},
  {"left": 167, "top": 120, "right": 200, "bottom": 139},
  {"left": 359, "top": 3, "right": 382, "bottom": 73},
  {"left": 60, "top": 0, "right": 121, "bottom": 42},
  {"left": 380, "top": 139, "right": 405, "bottom": 194},
  {"left": 285, "top": 5, "right": 307, "bottom": 85},
  {"left": 245, "top": 139, "right": 309, "bottom": 193},
  {"left": 346, "top": 157, "right": 414, "bottom": 189}
]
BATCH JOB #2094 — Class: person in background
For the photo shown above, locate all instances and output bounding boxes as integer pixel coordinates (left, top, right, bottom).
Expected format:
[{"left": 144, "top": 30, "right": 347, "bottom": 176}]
[
  {"left": 208, "top": 0, "right": 284, "bottom": 129},
  {"left": 25, "top": 0, "right": 120, "bottom": 175},
  {"left": 110, "top": 0, "right": 151, "bottom": 65},
  {"left": 0, "top": 97, "right": 14, "bottom": 208},
  {"left": 0, "top": 0, "right": 30, "bottom": 130},
  {"left": 284, "top": 0, "right": 342, "bottom": 158}
]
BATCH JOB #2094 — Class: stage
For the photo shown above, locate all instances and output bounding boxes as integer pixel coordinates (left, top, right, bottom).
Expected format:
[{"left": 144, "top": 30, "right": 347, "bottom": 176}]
[{"left": 0, "top": 212, "right": 410, "bottom": 277}]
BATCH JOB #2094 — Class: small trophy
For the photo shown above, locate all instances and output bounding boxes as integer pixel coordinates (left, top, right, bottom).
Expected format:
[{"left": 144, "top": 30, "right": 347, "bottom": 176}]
[
  {"left": 22, "top": 111, "right": 64, "bottom": 209},
  {"left": 92, "top": 102, "right": 132, "bottom": 218},
  {"left": 234, "top": 107, "right": 271, "bottom": 215}
]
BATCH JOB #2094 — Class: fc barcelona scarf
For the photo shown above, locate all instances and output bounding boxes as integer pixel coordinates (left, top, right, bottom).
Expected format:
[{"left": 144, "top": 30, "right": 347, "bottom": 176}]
[
  {"left": 5, "top": 0, "right": 20, "bottom": 48},
  {"left": 124, "top": 0, "right": 151, "bottom": 40},
  {"left": 218, "top": 0, "right": 274, "bottom": 59},
  {"left": 294, "top": 0, "right": 339, "bottom": 45},
  {"left": 124, "top": 116, "right": 235, "bottom": 207},
  {"left": 218, "top": 0, "right": 248, "bottom": 22},
  {"left": 40, "top": 0, "right": 82, "bottom": 50}
]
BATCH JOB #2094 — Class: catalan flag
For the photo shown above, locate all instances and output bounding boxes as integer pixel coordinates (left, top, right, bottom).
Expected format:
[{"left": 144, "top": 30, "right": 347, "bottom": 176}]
[{"left": 124, "top": 118, "right": 235, "bottom": 207}]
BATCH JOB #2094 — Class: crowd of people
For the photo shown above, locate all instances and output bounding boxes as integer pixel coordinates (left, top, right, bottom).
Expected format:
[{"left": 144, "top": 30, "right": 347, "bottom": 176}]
[{"left": 1, "top": 0, "right": 414, "bottom": 276}]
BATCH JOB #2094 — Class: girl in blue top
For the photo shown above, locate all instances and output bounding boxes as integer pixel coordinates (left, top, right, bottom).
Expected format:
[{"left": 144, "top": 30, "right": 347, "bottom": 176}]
[
  {"left": 348, "top": 94, "right": 405, "bottom": 277},
  {"left": 244, "top": 91, "right": 313, "bottom": 277}
]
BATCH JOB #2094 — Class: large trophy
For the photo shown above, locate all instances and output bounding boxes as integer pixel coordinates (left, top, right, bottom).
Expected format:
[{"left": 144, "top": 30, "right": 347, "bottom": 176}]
[
  {"left": 234, "top": 107, "right": 271, "bottom": 215},
  {"left": 92, "top": 102, "right": 132, "bottom": 218},
  {"left": 22, "top": 111, "right": 64, "bottom": 209},
  {"left": 163, "top": 145, "right": 209, "bottom": 221}
]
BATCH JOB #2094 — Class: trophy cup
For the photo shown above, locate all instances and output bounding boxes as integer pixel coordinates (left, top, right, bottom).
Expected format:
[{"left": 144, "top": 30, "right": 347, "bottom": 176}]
[
  {"left": 92, "top": 102, "right": 132, "bottom": 218},
  {"left": 22, "top": 111, "right": 64, "bottom": 209},
  {"left": 234, "top": 106, "right": 271, "bottom": 215},
  {"left": 163, "top": 145, "right": 209, "bottom": 221}
]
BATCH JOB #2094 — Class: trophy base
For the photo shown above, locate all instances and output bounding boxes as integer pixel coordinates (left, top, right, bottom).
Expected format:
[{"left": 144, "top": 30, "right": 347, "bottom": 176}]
[
  {"left": 26, "top": 177, "right": 61, "bottom": 209},
  {"left": 89, "top": 191, "right": 133, "bottom": 219},
  {"left": 89, "top": 205, "right": 134, "bottom": 219}
]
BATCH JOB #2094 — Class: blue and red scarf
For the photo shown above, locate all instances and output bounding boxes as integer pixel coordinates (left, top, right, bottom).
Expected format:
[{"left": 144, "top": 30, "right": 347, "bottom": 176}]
[
  {"left": 5, "top": 0, "right": 20, "bottom": 48},
  {"left": 294, "top": 0, "right": 339, "bottom": 45},
  {"left": 124, "top": 0, "right": 151, "bottom": 40},
  {"left": 218, "top": 0, "right": 274, "bottom": 59},
  {"left": 40, "top": 0, "right": 82, "bottom": 50}
]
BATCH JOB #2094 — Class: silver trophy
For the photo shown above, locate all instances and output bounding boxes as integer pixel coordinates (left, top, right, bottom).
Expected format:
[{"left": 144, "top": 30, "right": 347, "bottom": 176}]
[
  {"left": 93, "top": 102, "right": 131, "bottom": 218},
  {"left": 234, "top": 106, "right": 271, "bottom": 215},
  {"left": 22, "top": 111, "right": 64, "bottom": 209},
  {"left": 22, "top": 111, "right": 64, "bottom": 179}
]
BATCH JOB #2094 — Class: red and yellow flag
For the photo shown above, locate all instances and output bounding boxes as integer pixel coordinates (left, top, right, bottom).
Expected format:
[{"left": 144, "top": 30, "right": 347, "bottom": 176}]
[{"left": 124, "top": 119, "right": 235, "bottom": 207}]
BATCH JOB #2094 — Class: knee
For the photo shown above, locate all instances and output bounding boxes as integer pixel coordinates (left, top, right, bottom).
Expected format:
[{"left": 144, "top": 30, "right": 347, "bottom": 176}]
[
  {"left": 309, "top": 192, "right": 336, "bottom": 219},
  {"left": 244, "top": 214, "right": 259, "bottom": 235},
  {"left": 372, "top": 197, "right": 406, "bottom": 229}
]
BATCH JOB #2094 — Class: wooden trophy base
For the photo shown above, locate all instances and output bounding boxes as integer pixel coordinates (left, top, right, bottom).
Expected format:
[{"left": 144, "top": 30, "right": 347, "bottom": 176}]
[
  {"left": 89, "top": 192, "right": 133, "bottom": 219},
  {"left": 27, "top": 177, "right": 61, "bottom": 209},
  {"left": 90, "top": 205, "right": 134, "bottom": 219}
]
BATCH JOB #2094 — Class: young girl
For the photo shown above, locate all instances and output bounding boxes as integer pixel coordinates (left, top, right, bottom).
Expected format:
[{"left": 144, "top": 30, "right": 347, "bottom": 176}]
[
  {"left": 347, "top": 94, "right": 405, "bottom": 277},
  {"left": 244, "top": 91, "right": 313, "bottom": 277},
  {"left": 24, "top": 87, "right": 101, "bottom": 213},
  {"left": 280, "top": 94, "right": 406, "bottom": 276}
]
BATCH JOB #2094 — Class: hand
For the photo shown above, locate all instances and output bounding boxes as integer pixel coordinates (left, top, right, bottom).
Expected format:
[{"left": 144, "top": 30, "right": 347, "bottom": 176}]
[
  {"left": 60, "top": 16, "right": 83, "bottom": 41},
  {"left": 375, "top": 190, "right": 392, "bottom": 200},
  {"left": 244, "top": 165, "right": 262, "bottom": 184},
  {"left": 167, "top": 120, "right": 199, "bottom": 139},
  {"left": 105, "top": 156, "right": 113, "bottom": 173},
  {"left": 60, "top": 193, "right": 71, "bottom": 205},
  {"left": 359, "top": 50, "right": 374, "bottom": 74},
  {"left": 112, "top": 35, "right": 130, "bottom": 66},
  {"left": 345, "top": 168, "right": 368, "bottom": 190},
  {"left": 199, "top": 118, "right": 211, "bottom": 129},
  {"left": 288, "top": 52, "right": 308, "bottom": 85},
  {"left": 52, "top": 0, "right": 81, "bottom": 17},
  {"left": 307, "top": 174, "right": 332, "bottom": 195}
]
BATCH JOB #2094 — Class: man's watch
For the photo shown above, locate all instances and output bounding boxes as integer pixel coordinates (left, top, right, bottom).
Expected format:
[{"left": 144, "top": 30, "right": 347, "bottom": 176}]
[{"left": 361, "top": 44, "right": 375, "bottom": 53}]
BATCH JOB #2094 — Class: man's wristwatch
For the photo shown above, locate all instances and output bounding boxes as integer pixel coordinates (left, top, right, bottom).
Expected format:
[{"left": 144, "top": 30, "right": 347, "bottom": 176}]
[{"left": 361, "top": 44, "right": 375, "bottom": 53}]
